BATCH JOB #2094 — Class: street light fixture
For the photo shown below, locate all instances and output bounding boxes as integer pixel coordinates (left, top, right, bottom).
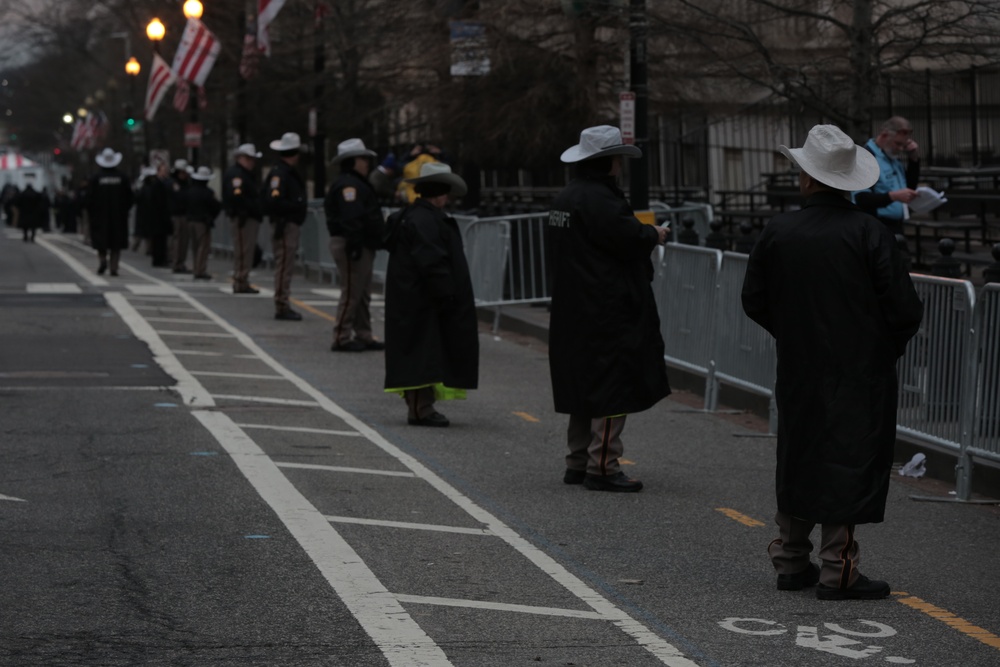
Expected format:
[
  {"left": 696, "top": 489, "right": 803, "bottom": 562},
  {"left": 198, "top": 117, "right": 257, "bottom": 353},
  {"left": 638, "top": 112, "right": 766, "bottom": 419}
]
[
  {"left": 125, "top": 57, "right": 141, "bottom": 76},
  {"left": 62, "top": 113, "right": 74, "bottom": 124},
  {"left": 183, "top": 1, "right": 204, "bottom": 20},
  {"left": 146, "top": 18, "right": 165, "bottom": 46}
]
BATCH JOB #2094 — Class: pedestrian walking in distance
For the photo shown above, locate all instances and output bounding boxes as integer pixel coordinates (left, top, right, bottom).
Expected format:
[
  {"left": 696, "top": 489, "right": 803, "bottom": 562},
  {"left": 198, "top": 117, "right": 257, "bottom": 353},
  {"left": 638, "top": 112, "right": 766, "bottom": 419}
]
[
  {"left": 223, "top": 143, "right": 264, "bottom": 294},
  {"left": 547, "top": 125, "right": 670, "bottom": 493},
  {"left": 86, "top": 148, "right": 134, "bottom": 277},
  {"left": 741, "top": 124, "right": 924, "bottom": 601},
  {"left": 325, "top": 138, "right": 386, "bottom": 352},
  {"left": 383, "top": 162, "right": 478, "bottom": 427},
  {"left": 263, "top": 132, "right": 308, "bottom": 321}
]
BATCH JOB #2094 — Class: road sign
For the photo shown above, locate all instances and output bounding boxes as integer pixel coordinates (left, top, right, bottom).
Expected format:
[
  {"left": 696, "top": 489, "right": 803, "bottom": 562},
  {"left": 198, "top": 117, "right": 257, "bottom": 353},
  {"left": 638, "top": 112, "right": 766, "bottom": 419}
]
[
  {"left": 620, "top": 91, "right": 636, "bottom": 144},
  {"left": 184, "top": 123, "right": 202, "bottom": 148}
]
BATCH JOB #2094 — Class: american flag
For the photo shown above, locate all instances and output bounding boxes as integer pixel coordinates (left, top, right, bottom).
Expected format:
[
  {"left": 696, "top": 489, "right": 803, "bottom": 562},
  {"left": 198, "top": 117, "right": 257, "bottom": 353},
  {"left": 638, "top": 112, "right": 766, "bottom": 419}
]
[
  {"left": 257, "top": 0, "right": 288, "bottom": 57},
  {"left": 171, "top": 18, "right": 221, "bottom": 88},
  {"left": 144, "top": 53, "right": 177, "bottom": 121},
  {"left": 239, "top": 20, "right": 259, "bottom": 80},
  {"left": 70, "top": 112, "right": 107, "bottom": 151},
  {"left": 174, "top": 79, "right": 190, "bottom": 112}
]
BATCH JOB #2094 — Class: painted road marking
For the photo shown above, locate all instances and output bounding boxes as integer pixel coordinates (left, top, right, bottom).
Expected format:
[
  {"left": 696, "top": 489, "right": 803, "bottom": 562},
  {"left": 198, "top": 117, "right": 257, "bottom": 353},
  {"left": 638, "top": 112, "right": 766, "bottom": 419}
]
[
  {"left": 325, "top": 515, "right": 491, "bottom": 536},
  {"left": 34, "top": 236, "right": 108, "bottom": 286},
  {"left": 512, "top": 411, "right": 539, "bottom": 422},
  {"left": 134, "top": 305, "right": 199, "bottom": 313},
  {"left": 277, "top": 462, "right": 416, "bottom": 478},
  {"left": 394, "top": 594, "right": 607, "bottom": 620},
  {"left": 0, "top": 493, "right": 27, "bottom": 503},
  {"left": 191, "top": 371, "right": 287, "bottom": 380},
  {"left": 211, "top": 394, "right": 319, "bottom": 407},
  {"left": 26, "top": 283, "right": 82, "bottom": 294},
  {"left": 126, "top": 284, "right": 182, "bottom": 296},
  {"left": 719, "top": 618, "right": 910, "bottom": 661},
  {"left": 145, "top": 317, "right": 217, "bottom": 325},
  {"left": 171, "top": 350, "right": 224, "bottom": 357},
  {"left": 157, "top": 330, "right": 235, "bottom": 338},
  {"left": 237, "top": 423, "right": 360, "bottom": 437},
  {"left": 290, "top": 297, "right": 336, "bottom": 322},
  {"left": 895, "top": 592, "right": 1000, "bottom": 650},
  {"left": 715, "top": 508, "right": 765, "bottom": 527}
]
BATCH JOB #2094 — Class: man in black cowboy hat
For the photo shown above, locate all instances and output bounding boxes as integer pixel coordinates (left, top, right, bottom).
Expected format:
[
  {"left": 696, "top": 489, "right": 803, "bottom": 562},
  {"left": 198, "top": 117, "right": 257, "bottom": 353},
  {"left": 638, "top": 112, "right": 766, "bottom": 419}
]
[
  {"left": 324, "top": 138, "right": 385, "bottom": 351},
  {"left": 223, "top": 143, "right": 264, "bottom": 294},
  {"left": 263, "top": 132, "right": 308, "bottom": 321},
  {"left": 742, "top": 124, "right": 923, "bottom": 601},
  {"left": 86, "top": 148, "right": 134, "bottom": 276},
  {"left": 548, "top": 125, "right": 670, "bottom": 493}
]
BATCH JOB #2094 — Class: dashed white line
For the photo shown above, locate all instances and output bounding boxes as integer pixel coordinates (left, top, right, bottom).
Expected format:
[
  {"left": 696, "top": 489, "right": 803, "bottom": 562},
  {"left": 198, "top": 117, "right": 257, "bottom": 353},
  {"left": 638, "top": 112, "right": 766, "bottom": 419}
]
[
  {"left": 191, "top": 371, "right": 287, "bottom": 380},
  {"left": 211, "top": 394, "right": 319, "bottom": 406},
  {"left": 394, "top": 595, "right": 606, "bottom": 620},
  {"left": 237, "top": 423, "right": 361, "bottom": 437},
  {"left": 157, "top": 330, "right": 235, "bottom": 338},
  {"left": 325, "top": 515, "right": 491, "bottom": 536},
  {"left": 26, "top": 283, "right": 83, "bottom": 294},
  {"left": 277, "top": 462, "right": 415, "bottom": 477}
]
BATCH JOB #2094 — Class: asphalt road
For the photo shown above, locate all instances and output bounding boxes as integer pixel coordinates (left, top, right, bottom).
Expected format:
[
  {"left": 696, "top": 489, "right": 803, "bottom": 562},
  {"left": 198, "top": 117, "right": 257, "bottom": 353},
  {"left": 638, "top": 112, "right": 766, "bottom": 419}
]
[{"left": 1, "top": 227, "right": 998, "bottom": 667}]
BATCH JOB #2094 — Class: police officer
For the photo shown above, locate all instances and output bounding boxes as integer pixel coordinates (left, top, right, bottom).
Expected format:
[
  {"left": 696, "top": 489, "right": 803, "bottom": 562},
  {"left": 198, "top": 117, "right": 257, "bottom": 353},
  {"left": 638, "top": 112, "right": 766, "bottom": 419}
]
[
  {"left": 263, "top": 132, "right": 308, "bottom": 321},
  {"left": 168, "top": 159, "right": 192, "bottom": 274},
  {"left": 186, "top": 166, "right": 222, "bottom": 280},
  {"left": 222, "top": 143, "right": 264, "bottom": 294},
  {"left": 86, "top": 148, "right": 134, "bottom": 277},
  {"left": 324, "top": 138, "right": 386, "bottom": 351}
]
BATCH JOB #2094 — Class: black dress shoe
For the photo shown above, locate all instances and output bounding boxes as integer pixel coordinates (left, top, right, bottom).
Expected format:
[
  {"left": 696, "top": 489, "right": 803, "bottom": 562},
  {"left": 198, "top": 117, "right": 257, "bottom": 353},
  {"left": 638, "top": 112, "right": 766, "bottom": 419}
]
[
  {"left": 408, "top": 411, "right": 450, "bottom": 427},
  {"left": 777, "top": 563, "right": 820, "bottom": 591},
  {"left": 331, "top": 340, "right": 366, "bottom": 352},
  {"left": 233, "top": 286, "right": 260, "bottom": 294},
  {"left": 274, "top": 309, "right": 303, "bottom": 321},
  {"left": 816, "top": 575, "right": 890, "bottom": 601},
  {"left": 363, "top": 339, "right": 386, "bottom": 351},
  {"left": 97, "top": 261, "right": 107, "bottom": 275},
  {"left": 110, "top": 270, "right": 119, "bottom": 277},
  {"left": 583, "top": 471, "right": 643, "bottom": 492},
  {"left": 193, "top": 273, "right": 212, "bottom": 280},
  {"left": 563, "top": 469, "right": 586, "bottom": 485},
  {"left": 173, "top": 267, "right": 191, "bottom": 274}
]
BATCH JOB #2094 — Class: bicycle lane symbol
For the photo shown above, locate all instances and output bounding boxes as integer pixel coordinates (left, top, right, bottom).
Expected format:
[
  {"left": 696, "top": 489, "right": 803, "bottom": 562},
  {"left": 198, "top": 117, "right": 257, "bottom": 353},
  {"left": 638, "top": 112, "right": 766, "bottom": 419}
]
[{"left": 718, "top": 618, "right": 915, "bottom": 663}]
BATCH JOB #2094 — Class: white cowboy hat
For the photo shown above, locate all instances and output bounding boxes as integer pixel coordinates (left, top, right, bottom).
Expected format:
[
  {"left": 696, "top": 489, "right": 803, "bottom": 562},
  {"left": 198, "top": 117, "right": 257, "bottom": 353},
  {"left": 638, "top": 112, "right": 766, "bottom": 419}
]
[
  {"left": 269, "top": 132, "right": 302, "bottom": 152},
  {"left": 234, "top": 143, "right": 262, "bottom": 159},
  {"left": 190, "top": 166, "right": 212, "bottom": 181},
  {"left": 173, "top": 158, "right": 190, "bottom": 172},
  {"left": 560, "top": 125, "right": 642, "bottom": 163},
  {"left": 779, "top": 124, "right": 879, "bottom": 192},
  {"left": 139, "top": 166, "right": 157, "bottom": 179},
  {"left": 331, "top": 138, "right": 377, "bottom": 164},
  {"left": 404, "top": 161, "right": 467, "bottom": 198},
  {"left": 95, "top": 148, "right": 123, "bottom": 168}
]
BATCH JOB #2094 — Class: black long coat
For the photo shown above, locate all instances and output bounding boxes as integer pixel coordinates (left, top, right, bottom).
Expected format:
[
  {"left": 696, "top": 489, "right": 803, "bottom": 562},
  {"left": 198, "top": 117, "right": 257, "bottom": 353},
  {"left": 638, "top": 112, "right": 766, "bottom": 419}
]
[
  {"left": 13, "top": 185, "right": 49, "bottom": 230},
  {"left": 741, "top": 192, "right": 924, "bottom": 525},
  {"left": 547, "top": 174, "right": 671, "bottom": 417},
  {"left": 136, "top": 177, "right": 172, "bottom": 237},
  {"left": 384, "top": 198, "right": 479, "bottom": 391},
  {"left": 87, "top": 168, "right": 134, "bottom": 252}
]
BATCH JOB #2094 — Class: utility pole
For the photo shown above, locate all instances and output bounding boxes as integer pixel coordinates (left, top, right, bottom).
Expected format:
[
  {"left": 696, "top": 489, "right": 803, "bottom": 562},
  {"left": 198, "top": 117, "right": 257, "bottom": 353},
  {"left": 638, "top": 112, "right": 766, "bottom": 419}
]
[
  {"left": 629, "top": 0, "right": 649, "bottom": 210},
  {"left": 313, "top": 2, "right": 327, "bottom": 196}
]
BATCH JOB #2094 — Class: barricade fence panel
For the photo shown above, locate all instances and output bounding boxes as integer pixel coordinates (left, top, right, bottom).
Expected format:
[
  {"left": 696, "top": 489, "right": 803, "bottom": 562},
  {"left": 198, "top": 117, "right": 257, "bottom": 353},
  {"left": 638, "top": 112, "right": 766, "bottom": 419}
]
[
  {"left": 970, "top": 284, "right": 1000, "bottom": 460},
  {"left": 462, "top": 218, "right": 510, "bottom": 306},
  {"left": 655, "top": 244, "right": 722, "bottom": 378}
]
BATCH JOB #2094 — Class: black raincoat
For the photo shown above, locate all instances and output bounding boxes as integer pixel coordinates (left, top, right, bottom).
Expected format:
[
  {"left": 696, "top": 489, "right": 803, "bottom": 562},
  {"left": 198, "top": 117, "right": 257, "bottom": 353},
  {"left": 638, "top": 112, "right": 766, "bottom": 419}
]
[
  {"left": 384, "top": 198, "right": 479, "bottom": 391},
  {"left": 86, "top": 167, "right": 134, "bottom": 252},
  {"left": 547, "top": 173, "right": 671, "bottom": 417},
  {"left": 742, "top": 192, "right": 924, "bottom": 525}
]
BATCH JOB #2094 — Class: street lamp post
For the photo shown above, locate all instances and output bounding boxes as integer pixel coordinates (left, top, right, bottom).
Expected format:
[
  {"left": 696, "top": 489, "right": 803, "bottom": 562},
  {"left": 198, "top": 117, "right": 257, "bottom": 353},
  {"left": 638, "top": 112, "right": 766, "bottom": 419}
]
[
  {"left": 146, "top": 18, "right": 166, "bottom": 152},
  {"left": 183, "top": 1, "right": 204, "bottom": 166},
  {"left": 125, "top": 57, "right": 141, "bottom": 174}
]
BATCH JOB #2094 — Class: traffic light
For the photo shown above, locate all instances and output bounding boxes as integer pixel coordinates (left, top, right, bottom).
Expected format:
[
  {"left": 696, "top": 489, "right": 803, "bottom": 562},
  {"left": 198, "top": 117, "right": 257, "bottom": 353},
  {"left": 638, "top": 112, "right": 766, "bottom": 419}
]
[{"left": 123, "top": 103, "right": 138, "bottom": 132}]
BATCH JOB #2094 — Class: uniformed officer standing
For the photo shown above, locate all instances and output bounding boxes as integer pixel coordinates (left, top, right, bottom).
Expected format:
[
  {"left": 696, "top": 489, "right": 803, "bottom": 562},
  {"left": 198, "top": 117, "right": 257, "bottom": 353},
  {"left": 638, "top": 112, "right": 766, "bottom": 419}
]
[
  {"left": 324, "top": 138, "right": 386, "bottom": 351},
  {"left": 263, "top": 132, "right": 308, "bottom": 321},
  {"left": 222, "top": 143, "right": 264, "bottom": 294},
  {"left": 86, "top": 148, "right": 134, "bottom": 276},
  {"left": 186, "top": 166, "right": 222, "bottom": 280},
  {"left": 168, "top": 159, "right": 192, "bottom": 274}
]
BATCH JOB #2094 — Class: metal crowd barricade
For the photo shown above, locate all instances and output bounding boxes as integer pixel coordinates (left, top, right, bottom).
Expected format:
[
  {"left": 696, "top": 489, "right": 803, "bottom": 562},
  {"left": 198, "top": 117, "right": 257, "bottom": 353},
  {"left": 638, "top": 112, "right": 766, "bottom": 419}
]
[
  {"left": 653, "top": 243, "right": 723, "bottom": 409},
  {"left": 210, "top": 211, "right": 234, "bottom": 255},
  {"left": 969, "top": 284, "right": 1000, "bottom": 464}
]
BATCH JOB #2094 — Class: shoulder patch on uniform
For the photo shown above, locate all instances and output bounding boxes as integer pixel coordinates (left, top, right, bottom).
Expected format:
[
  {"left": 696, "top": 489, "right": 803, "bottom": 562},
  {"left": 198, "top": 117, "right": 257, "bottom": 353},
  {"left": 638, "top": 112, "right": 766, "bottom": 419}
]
[
  {"left": 270, "top": 176, "right": 281, "bottom": 189},
  {"left": 231, "top": 177, "right": 242, "bottom": 188},
  {"left": 342, "top": 187, "right": 357, "bottom": 202}
]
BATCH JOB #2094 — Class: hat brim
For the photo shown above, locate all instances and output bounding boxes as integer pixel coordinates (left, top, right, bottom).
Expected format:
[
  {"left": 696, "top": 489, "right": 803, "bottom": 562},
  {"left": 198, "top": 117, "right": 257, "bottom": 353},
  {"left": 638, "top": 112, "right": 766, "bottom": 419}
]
[
  {"left": 191, "top": 174, "right": 212, "bottom": 181},
  {"left": 779, "top": 145, "right": 879, "bottom": 192},
  {"left": 404, "top": 172, "right": 468, "bottom": 198},
  {"left": 236, "top": 150, "right": 262, "bottom": 159},
  {"left": 560, "top": 143, "right": 642, "bottom": 163},
  {"left": 96, "top": 153, "right": 123, "bottom": 168},
  {"left": 331, "top": 149, "right": 377, "bottom": 164},
  {"left": 269, "top": 140, "right": 303, "bottom": 152}
]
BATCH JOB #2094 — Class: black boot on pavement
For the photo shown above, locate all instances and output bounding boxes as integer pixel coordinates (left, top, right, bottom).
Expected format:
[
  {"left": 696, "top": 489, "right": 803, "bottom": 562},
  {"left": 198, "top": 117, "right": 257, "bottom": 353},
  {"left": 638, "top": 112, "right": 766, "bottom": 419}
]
[
  {"left": 776, "top": 563, "right": 821, "bottom": 591},
  {"left": 816, "top": 575, "right": 890, "bottom": 601},
  {"left": 274, "top": 309, "right": 302, "bottom": 321},
  {"left": 583, "top": 471, "right": 643, "bottom": 492}
]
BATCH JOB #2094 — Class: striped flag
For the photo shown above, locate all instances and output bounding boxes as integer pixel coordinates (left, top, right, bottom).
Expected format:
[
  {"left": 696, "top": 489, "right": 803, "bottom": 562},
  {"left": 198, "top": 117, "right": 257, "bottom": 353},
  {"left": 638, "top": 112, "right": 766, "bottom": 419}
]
[
  {"left": 171, "top": 18, "right": 221, "bottom": 87},
  {"left": 257, "top": 0, "right": 287, "bottom": 57},
  {"left": 144, "top": 53, "right": 177, "bottom": 121},
  {"left": 239, "top": 20, "right": 259, "bottom": 80},
  {"left": 173, "top": 79, "right": 191, "bottom": 112}
]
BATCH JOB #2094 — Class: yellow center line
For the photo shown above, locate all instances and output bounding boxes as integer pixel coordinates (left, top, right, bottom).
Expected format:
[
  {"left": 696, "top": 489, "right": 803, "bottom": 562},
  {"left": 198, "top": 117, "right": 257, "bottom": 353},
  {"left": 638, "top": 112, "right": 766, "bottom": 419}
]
[
  {"left": 291, "top": 297, "right": 337, "bottom": 323},
  {"left": 620, "top": 459, "right": 635, "bottom": 466},
  {"left": 894, "top": 592, "right": 1000, "bottom": 650},
  {"left": 512, "top": 411, "right": 539, "bottom": 423},
  {"left": 715, "top": 507, "right": 766, "bottom": 527}
]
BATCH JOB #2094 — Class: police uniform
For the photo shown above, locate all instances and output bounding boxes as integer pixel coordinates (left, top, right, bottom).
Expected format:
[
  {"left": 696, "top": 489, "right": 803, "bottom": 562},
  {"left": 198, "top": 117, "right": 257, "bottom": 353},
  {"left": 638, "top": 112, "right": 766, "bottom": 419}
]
[
  {"left": 185, "top": 169, "right": 222, "bottom": 279},
  {"left": 262, "top": 159, "right": 307, "bottom": 317},
  {"left": 222, "top": 159, "right": 263, "bottom": 293},
  {"left": 168, "top": 166, "right": 192, "bottom": 273},
  {"left": 324, "top": 168, "right": 384, "bottom": 349}
]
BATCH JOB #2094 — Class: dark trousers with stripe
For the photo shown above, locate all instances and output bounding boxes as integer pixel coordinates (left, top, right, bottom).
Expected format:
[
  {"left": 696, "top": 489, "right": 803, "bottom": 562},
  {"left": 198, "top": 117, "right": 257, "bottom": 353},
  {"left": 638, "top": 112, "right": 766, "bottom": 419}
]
[
  {"left": 566, "top": 414, "right": 626, "bottom": 477},
  {"left": 769, "top": 511, "right": 860, "bottom": 589}
]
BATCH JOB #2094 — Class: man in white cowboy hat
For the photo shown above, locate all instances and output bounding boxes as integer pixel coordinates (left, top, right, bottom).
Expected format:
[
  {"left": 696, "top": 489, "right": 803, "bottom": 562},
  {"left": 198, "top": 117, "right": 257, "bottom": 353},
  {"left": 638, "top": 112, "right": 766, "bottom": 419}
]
[
  {"left": 742, "top": 124, "right": 923, "bottom": 601},
  {"left": 223, "top": 143, "right": 264, "bottom": 294},
  {"left": 86, "top": 147, "right": 134, "bottom": 276},
  {"left": 263, "top": 132, "right": 308, "bottom": 320},
  {"left": 324, "top": 138, "right": 385, "bottom": 351},
  {"left": 185, "top": 166, "right": 222, "bottom": 280},
  {"left": 383, "top": 161, "right": 478, "bottom": 427},
  {"left": 168, "top": 159, "right": 193, "bottom": 274},
  {"left": 548, "top": 125, "right": 670, "bottom": 493}
]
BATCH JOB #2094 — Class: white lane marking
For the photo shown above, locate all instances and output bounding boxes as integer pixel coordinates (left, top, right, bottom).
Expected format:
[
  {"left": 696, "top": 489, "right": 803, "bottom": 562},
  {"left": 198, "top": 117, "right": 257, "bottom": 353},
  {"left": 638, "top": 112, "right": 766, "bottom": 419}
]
[
  {"left": 135, "top": 305, "right": 199, "bottom": 313},
  {"left": 157, "top": 330, "right": 235, "bottom": 338},
  {"left": 34, "top": 236, "right": 108, "bottom": 286},
  {"left": 145, "top": 317, "right": 216, "bottom": 325},
  {"left": 0, "top": 493, "right": 27, "bottom": 503},
  {"left": 104, "top": 293, "right": 214, "bottom": 408},
  {"left": 277, "top": 462, "right": 416, "bottom": 477},
  {"left": 325, "top": 515, "right": 491, "bottom": 536},
  {"left": 311, "top": 288, "right": 385, "bottom": 304},
  {"left": 237, "top": 423, "right": 360, "bottom": 437},
  {"left": 394, "top": 595, "right": 605, "bottom": 620},
  {"left": 174, "top": 289, "right": 700, "bottom": 666},
  {"left": 212, "top": 394, "right": 319, "bottom": 407},
  {"left": 26, "top": 283, "right": 83, "bottom": 294},
  {"left": 171, "top": 350, "right": 224, "bottom": 357},
  {"left": 126, "top": 284, "right": 182, "bottom": 296},
  {"left": 126, "top": 295, "right": 186, "bottom": 302},
  {"left": 193, "top": 410, "right": 452, "bottom": 666},
  {"left": 191, "top": 371, "right": 286, "bottom": 380}
]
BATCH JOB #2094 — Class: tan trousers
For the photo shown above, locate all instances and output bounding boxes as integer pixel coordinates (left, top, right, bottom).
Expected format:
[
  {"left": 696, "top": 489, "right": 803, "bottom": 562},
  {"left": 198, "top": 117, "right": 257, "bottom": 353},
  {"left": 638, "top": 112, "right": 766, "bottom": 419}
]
[
  {"left": 230, "top": 217, "right": 259, "bottom": 289},
  {"left": 329, "top": 237, "right": 374, "bottom": 344},
  {"left": 403, "top": 386, "right": 437, "bottom": 420},
  {"left": 171, "top": 215, "right": 190, "bottom": 270},
  {"left": 769, "top": 511, "right": 860, "bottom": 589},
  {"left": 98, "top": 249, "right": 121, "bottom": 274},
  {"left": 190, "top": 221, "right": 212, "bottom": 276},
  {"left": 566, "top": 414, "right": 626, "bottom": 476},
  {"left": 272, "top": 221, "right": 300, "bottom": 312}
]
